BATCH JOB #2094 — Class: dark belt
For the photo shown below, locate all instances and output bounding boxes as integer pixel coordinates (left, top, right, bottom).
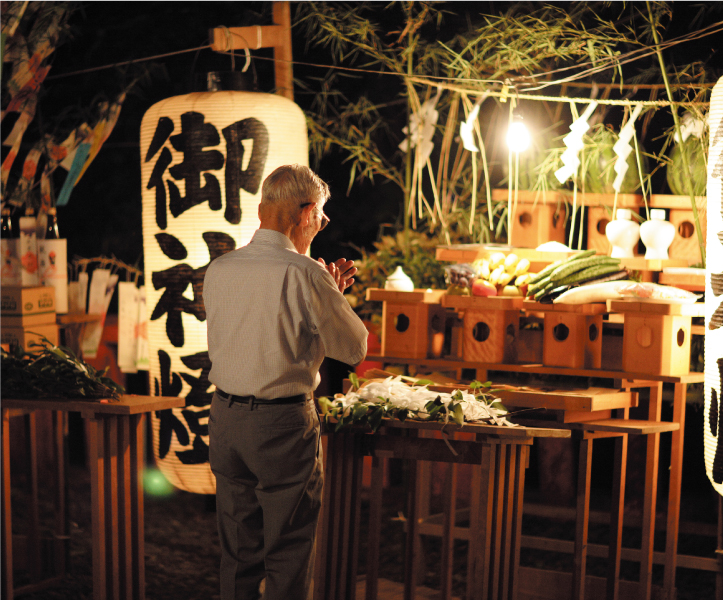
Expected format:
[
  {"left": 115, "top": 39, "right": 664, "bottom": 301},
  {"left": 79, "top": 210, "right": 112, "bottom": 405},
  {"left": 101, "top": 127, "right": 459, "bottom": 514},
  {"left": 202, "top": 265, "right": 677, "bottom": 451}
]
[{"left": 215, "top": 389, "right": 307, "bottom": 406}]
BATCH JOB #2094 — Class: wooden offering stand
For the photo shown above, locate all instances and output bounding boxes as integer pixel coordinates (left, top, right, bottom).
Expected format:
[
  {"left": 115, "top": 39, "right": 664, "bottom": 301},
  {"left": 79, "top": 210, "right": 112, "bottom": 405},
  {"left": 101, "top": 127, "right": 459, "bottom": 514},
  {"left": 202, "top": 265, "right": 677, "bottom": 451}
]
[
  {"left": 360, "top": 279, "right": 705, "bottom": 600},
  {"left": 2, "top": 395, "right": 185, "bottom": 600}
]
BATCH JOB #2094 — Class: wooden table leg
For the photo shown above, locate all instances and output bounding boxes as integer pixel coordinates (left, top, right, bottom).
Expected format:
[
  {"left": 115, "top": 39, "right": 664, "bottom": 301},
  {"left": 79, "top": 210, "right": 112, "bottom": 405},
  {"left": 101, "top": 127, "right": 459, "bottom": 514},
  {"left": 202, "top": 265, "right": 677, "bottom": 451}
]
[
  {"left": 2, "top": 409, "right": 14, "bottom": 600},
  {"left": 118, "top": 414, "right": 145, "bottom": 600},
  {"left": 87, "top": 415, "right": 107, "bottom": 600},
  {"left": 573, "top": 435, "right": 593, "bottom": 600},
  {"left": 440, "top": 457, "right": 458, "bottom": 600},
  {"left": 640, "top": 383, "right": 662, "bottom": 600},
  {"left": 606, "top": 409, "right": 629, "bottom": 600},
  {"left": 467, "top": 442, "right": 495, "bottom": 600},
  {"left": 510, "top": 444, "right": 529, "bottom": 600},
  {"left": 314, "top": 432, "right": 363, "bottom": 600},
  {"left": 663, "top": 382, "right": 687, "bottom": 600},
  {"left": 130, "top": 415, "right": 145, "bottom": 600},
  {"left": 365, "top": 455, "right": 384, "bottom": 600},
  {"left": 24, "top": 413, "right": 42, "bottom": 583},
  {"left": 52, "top": 411, "right": 67, "bottom": 580},
  {"left": 404, "top": 431, "right": 419, "bottom": 600}
]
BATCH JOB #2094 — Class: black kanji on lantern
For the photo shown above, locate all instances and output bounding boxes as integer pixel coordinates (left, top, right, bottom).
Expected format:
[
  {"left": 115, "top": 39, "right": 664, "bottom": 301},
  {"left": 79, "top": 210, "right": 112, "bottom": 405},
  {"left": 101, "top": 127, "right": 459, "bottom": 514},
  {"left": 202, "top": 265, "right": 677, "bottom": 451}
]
[
  {"left": 222, "top": 117, "right": 269, "bottom": 224},
  {"left": 151, "top": 231, "right": 236, "bottom": 347},
  {"left": 144, "top": 110, "right": 270, "bottom": 229},
  {"left": 168, "top": 112, "right": 225, "bottom": 218},
  {"left": 153, "top": 349, "right": 214, "bottom": 464},
  {"left": 154, "top": 349, "right": 189, "bottom": 459}
]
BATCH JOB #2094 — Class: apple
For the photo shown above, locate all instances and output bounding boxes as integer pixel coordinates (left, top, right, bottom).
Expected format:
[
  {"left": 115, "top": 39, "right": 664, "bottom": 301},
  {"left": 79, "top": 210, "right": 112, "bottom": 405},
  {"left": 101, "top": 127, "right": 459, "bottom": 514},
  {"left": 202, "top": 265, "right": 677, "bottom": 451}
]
[{"left": 472, "top": 278, "right": 498, "bottom": 297}]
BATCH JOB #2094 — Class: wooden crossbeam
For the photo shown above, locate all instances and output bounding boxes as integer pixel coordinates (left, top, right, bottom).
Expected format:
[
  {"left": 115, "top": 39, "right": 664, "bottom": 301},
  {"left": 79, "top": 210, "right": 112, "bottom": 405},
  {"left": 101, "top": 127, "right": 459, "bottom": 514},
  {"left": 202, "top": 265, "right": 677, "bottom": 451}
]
[{"left": 209, "top": 2, "right": 294, "bottom": 100}]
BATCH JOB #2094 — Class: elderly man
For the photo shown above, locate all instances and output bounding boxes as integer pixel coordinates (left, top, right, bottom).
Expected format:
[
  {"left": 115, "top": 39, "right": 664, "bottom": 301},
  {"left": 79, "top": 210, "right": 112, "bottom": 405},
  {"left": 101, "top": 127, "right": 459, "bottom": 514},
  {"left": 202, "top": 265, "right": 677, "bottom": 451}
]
[{"left": 203, "top": 164, "right": 368, "bottom": 600}]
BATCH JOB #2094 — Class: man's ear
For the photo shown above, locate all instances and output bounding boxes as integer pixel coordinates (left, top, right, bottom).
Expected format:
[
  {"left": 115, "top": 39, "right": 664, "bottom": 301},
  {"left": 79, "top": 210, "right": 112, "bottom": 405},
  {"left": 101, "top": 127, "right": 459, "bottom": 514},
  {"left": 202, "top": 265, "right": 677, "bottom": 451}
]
[{"left": 300, "top": 203, "right": 315, "bottom": 226}]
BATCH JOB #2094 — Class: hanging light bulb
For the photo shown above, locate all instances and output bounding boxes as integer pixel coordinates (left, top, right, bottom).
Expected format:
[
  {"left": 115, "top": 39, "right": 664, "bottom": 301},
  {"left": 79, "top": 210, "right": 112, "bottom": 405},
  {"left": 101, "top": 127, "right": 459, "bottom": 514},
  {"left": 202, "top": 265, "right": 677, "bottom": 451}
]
[{"left": 506, "top": 114, "right": 531, "bottom": 153}]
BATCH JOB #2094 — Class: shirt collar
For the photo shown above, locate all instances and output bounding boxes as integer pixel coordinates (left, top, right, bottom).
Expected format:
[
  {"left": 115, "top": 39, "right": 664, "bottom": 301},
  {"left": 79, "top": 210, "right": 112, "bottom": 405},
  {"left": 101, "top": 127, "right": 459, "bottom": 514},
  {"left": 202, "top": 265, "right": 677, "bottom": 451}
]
[{"left": 251, "top": 228, "right": 297, "bottom": 253}]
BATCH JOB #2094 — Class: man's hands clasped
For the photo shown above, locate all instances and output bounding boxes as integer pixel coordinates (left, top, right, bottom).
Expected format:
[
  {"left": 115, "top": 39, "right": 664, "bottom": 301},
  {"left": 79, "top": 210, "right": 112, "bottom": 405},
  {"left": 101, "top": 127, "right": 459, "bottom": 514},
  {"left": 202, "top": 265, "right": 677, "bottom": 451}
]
[{"left": 318, "top": 257, "right": 357, "bottom": 293}]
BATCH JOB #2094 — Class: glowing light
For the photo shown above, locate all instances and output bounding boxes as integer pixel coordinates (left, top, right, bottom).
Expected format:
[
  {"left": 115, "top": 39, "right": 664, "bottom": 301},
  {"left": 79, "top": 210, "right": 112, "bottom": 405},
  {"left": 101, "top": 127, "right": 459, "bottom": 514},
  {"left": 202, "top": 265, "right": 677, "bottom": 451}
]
[
  {"left": 143, "top": 467, "right": 176, "bottom": 498},
  {"left": 506, "top": 117, "right": 531, "bottom": 153}
]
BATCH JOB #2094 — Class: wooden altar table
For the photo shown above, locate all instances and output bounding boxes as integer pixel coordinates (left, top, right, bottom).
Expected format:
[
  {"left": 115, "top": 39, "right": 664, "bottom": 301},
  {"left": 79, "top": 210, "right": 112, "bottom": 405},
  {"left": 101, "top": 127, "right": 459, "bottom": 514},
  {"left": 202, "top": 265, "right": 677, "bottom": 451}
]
[
  {"left": 314, "top": 418, "right": 570, "bottom": 600},
  {"left": 2, "top": 395, "right": 184, "bottom": 600}
]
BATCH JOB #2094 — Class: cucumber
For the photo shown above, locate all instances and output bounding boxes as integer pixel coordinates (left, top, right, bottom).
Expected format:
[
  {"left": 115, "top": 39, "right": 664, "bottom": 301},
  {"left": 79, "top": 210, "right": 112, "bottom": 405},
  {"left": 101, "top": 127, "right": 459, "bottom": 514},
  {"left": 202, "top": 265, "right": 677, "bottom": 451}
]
[
  {"left": 527, "top": 250, "right": 595, "bottom": 287},
  {"left": 527, "top": 260, "right": 564, "bottom": 286},
  {"left": 568, "top": 249, "right": 598, "bottom": 262},
  {"left": 579, "top": 268, "right": 629, "bottom": 286},
  {"left": 548, "top": 256, "right": 620, "bottom": 283},
  {"left": 555, "top": 263, "right": 624, "bottom": 287},
  {"left": 526, "top": 275, "right": 551, "bottom": 297},
  {"left": 533, "top": 280, "right": 556, "bottom": 301}
]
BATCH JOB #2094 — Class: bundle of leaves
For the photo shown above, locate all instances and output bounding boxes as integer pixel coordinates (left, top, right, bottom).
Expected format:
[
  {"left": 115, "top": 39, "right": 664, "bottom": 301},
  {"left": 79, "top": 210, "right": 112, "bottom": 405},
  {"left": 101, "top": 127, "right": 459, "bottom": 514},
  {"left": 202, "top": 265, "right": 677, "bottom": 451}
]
[
  {"left": 317, "top": 374, "right": 510, "bottom": 434},
  {"left": 1, "top": 337, "right": 125, "bottom": 401}
]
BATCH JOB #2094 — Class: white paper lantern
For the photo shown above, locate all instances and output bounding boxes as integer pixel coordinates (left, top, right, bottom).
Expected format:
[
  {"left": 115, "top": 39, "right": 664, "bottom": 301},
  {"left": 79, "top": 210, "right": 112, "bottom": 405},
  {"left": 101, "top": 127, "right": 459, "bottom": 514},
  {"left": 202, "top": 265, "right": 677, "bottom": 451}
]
[
  {"left": 140, "top": 86, "right": 308, "bottom": 494},
  {"left": 704, "top": 75, "right": 723, "bottom": 496}
]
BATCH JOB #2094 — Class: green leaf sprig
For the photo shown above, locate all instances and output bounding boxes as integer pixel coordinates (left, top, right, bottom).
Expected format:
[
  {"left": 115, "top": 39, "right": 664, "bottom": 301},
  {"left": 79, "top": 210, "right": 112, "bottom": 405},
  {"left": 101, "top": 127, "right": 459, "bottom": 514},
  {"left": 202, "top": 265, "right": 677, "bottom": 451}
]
[{"left": 1, "top": 336, "right": 125, "bottom": 401}]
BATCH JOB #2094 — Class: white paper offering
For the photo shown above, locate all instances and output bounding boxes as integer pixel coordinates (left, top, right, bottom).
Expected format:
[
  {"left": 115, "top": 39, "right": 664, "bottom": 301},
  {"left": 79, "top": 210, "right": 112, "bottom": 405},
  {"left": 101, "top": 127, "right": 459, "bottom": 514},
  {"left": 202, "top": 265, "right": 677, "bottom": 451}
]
[
  {"left": 81, "top": 270, "right": 118, "bottom": 359},
  {"left": 118, "top": 282, "right": 140, "bottom": 373}
]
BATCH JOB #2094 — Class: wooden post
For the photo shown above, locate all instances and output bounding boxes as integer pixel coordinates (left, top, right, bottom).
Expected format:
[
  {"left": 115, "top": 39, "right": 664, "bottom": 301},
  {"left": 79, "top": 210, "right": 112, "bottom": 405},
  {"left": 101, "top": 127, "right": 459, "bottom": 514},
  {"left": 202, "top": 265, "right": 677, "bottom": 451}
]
[{"left": 209, "top": 1, "right": 294, "bottom": 100}]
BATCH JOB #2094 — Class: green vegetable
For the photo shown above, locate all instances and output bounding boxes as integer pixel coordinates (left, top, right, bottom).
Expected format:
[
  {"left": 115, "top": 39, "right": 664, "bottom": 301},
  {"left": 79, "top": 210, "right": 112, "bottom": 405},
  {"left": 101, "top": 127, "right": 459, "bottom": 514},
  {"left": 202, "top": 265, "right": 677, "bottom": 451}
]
[
  {"left": 568, "top": 249, "right": 598, "bottom": 261},
  {"left": 555, "top": 263, "right": 626, "bottom": 286},
  {"left": 583, "top": 125, "right": 648, "bottom": 193},
  {"left": 548, "top": 255, "right": 621, "bottom": 283},
  {"left": 666, "top": 136, "right": 707, "bottom": 196},
  {"left": 527, "top": 260, "right": 564, "bottom": 286},
  {"left": 527, "top": 275, "right": 551, "bottom": 298}
]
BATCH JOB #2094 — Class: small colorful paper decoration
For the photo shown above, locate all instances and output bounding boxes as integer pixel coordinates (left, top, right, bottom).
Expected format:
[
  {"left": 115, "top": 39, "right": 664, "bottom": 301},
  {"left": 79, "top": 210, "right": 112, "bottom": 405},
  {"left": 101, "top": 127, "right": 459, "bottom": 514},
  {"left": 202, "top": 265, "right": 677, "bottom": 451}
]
[
  {"left": 612, "top": 104, "right": 643, "bottom": 192},
  {"left": 555, "top": 101, "right": 599, "bottom": 184},
  {"left": 704, "top": 75, "right": 723, "bottom": 496},
  {"left": 140, "top": 87, "right": 308, "bottom": 494}
]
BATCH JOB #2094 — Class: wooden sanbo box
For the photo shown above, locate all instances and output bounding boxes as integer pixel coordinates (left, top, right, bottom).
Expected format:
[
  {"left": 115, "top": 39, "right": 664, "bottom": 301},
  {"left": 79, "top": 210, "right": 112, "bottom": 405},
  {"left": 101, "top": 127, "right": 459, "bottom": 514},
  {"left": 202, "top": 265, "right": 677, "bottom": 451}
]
[
  {"left": 610, "top": 300, "right": 702, "bottom": 376},
  {"left": 541, "top": 308, "right": 603, "bottom": 369},
  {"left": 442, "top": 296, "right": 524, "bottom": 364},
  {"left": 366, "top": 288, "right": 446, "bottom": 358}
]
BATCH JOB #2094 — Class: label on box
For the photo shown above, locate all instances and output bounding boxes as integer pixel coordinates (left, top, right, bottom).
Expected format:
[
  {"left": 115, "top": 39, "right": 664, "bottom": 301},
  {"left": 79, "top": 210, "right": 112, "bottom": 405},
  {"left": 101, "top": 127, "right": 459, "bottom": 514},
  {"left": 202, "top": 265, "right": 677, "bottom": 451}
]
[{"left": 1, "top": 286, "right": 56, "bottom": 315}]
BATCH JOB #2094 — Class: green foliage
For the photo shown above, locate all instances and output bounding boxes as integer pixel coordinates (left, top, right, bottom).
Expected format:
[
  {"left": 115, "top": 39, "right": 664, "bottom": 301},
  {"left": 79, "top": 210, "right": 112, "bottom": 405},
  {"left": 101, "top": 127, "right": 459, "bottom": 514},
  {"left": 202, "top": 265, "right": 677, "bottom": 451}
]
[
  {"left": 345, "top": 228, "right": 448, "bottom": 320},
  {"left": 1, "top": 336, "right": 125, "bottom": 401}
]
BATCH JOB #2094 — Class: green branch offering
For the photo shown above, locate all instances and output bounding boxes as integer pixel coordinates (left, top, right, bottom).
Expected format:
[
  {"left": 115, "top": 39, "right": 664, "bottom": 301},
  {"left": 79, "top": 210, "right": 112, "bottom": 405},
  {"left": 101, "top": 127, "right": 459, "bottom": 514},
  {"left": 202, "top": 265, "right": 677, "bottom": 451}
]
[{"left": 1, "top": 336, "right": 125, "bottom": 401}]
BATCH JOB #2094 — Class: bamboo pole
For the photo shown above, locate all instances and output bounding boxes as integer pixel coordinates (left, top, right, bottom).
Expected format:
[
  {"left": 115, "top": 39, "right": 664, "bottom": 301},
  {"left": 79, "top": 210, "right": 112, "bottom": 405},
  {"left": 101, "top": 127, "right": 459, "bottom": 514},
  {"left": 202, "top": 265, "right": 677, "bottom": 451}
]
[{"left": 646, "top": 1, "right": 706, "bottom": 265}]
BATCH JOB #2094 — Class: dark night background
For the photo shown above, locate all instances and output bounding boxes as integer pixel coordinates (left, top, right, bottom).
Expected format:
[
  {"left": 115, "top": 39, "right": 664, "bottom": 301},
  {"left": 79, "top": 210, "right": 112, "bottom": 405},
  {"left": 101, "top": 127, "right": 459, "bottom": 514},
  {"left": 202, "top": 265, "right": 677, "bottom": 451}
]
[{"left": 32, "top": 1, "right": 723, "bottom": 271}]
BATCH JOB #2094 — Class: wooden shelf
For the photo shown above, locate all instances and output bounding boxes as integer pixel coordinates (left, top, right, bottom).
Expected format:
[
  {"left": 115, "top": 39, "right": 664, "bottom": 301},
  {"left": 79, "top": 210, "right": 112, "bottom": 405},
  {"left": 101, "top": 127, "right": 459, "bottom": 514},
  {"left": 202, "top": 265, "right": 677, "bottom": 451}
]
[
  {"left": 489, "top": 188, "right": 706, "bottom": 210},
  {"left": 364, "top": 354, "right": 706, "bottom": 385},
  {"left": 435, "top": 245, "right": 689, "bottom": 273}
]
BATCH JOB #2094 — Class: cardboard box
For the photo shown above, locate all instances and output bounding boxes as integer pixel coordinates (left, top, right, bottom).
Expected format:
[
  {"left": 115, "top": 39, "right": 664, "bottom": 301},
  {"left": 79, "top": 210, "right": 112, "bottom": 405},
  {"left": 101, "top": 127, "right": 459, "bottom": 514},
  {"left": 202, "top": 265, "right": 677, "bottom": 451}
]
[
  {"left": 1, "top": 286, "right": 56, "bottom": 316},
  {"left": 2, "top": 312, "right": 57, "bottom": 328},
  {"left": 1, "top": 322, "right": 59, "bottom": 350}
]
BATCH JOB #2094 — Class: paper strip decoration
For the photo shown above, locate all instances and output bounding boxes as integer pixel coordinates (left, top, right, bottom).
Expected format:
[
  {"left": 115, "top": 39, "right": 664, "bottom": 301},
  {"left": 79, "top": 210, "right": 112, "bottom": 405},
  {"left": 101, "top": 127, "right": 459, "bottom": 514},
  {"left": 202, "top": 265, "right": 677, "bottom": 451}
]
[
  {"left": 704, "top": 75, "right": 723, "bottom": 496},
  {"left": 612, "top": 104, "right": 643, "bottom": 192},
  {"left": 140, "top": 88, "right": 308, "bottom": 494},
  {"left": 555, "top": 101, "right": 598, "bottom": 184}
]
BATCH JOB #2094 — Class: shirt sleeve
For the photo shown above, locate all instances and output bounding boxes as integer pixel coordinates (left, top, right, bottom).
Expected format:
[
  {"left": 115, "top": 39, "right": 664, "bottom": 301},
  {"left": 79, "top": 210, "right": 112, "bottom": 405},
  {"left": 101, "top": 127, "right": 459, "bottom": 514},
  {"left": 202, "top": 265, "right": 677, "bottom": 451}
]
[{"left": 306, "top": 266, "right": 368, "bottom": 366}]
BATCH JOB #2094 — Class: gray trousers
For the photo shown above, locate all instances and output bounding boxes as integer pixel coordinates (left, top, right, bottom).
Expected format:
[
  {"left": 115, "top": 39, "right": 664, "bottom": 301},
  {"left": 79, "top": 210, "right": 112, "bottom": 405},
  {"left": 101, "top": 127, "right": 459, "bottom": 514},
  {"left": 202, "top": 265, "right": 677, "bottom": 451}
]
[{"left": 209, "top": 392, "right": 323, "bottom": 600}]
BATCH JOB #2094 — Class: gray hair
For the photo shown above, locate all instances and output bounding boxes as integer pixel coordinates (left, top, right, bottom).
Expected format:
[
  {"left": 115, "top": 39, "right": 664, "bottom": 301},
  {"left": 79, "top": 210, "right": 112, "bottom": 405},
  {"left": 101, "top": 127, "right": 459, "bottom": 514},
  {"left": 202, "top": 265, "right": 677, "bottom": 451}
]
[{"left": 260, "top": 165, "right": 330, "bottom": 223}]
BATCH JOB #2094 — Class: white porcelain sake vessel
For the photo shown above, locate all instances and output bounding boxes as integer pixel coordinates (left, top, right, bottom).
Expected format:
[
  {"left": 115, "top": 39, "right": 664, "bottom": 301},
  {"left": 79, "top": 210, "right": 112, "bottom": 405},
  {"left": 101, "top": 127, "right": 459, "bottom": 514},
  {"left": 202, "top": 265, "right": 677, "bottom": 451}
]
[
  {"left": 385, "top": 265, "right": 414, "bottom": 292},
  {"left": 605, "top": 208, "right": 640, "bottom": 258},
  {"left": 640, "top": 208, "right": 675, "bottom": 260}
]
